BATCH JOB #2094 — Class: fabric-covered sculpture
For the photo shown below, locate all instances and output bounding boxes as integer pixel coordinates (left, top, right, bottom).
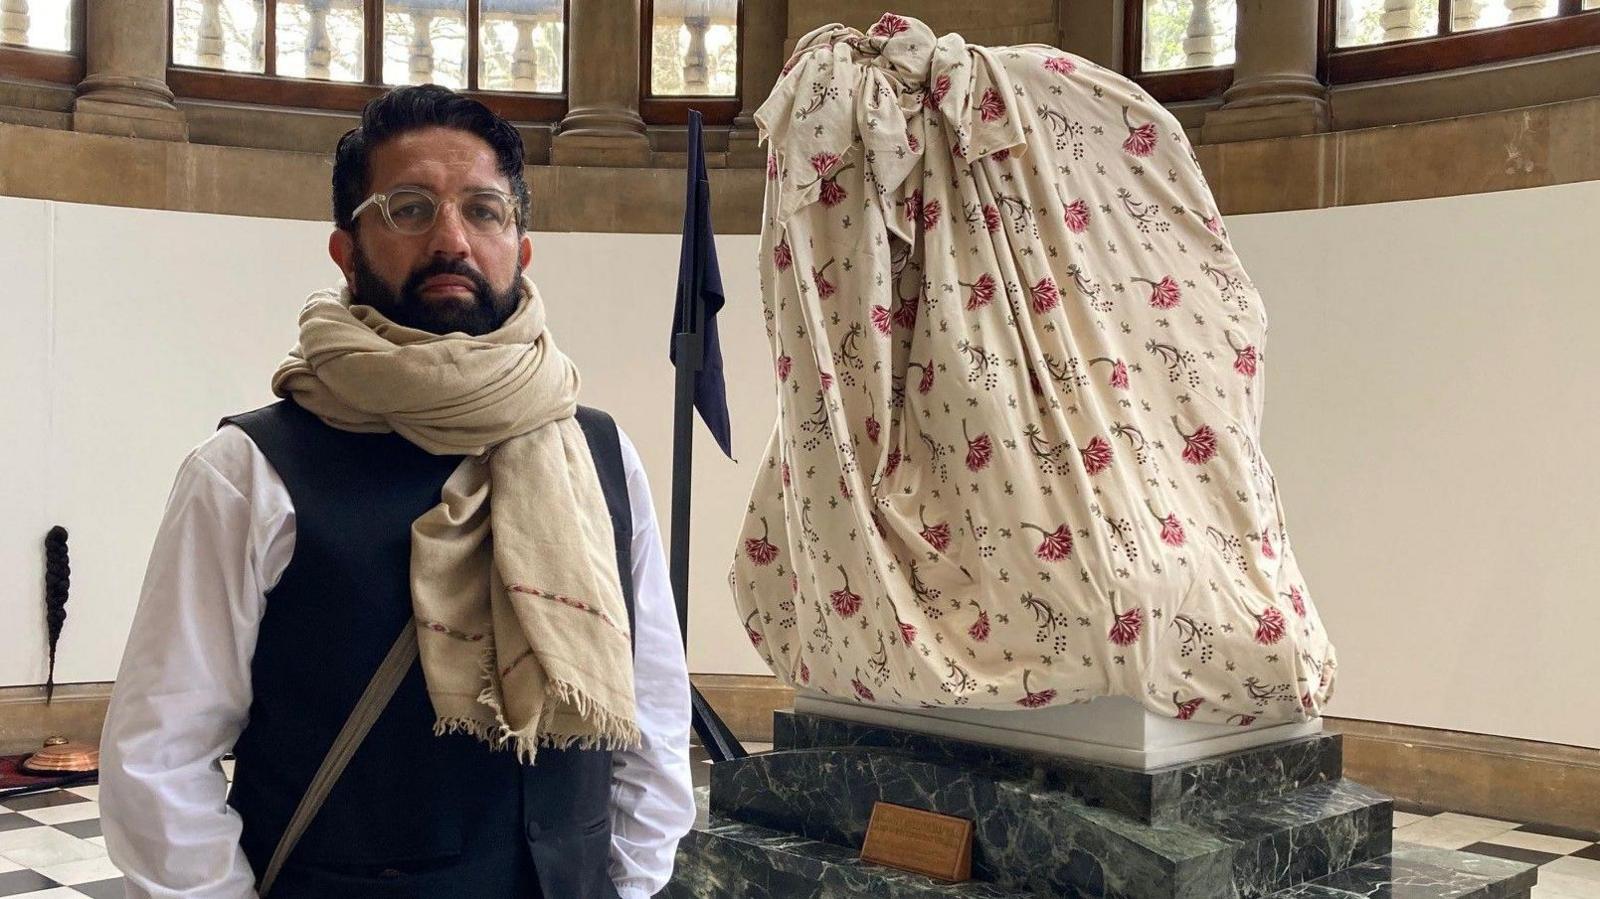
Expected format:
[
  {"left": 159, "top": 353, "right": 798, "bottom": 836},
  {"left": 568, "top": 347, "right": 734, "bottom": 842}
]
[{"left": 731, "top": 14, "right": 1337, "bottom": 725}]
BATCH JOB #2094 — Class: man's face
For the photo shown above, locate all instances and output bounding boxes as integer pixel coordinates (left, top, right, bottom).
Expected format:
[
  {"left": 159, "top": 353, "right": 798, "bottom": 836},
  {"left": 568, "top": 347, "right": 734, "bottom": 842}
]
[{"left": 331, "top": 126, "right": 533, "bottom": 336}]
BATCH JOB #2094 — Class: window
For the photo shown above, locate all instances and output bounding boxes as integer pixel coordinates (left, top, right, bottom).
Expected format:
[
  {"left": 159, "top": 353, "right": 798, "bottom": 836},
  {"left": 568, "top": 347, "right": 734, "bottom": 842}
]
[
  {"left": 1324, "top": 0, "right": 1600, "bottom": 81},
  {"left": 0, "top": 0, "right": 84, "bottom": 83},
  {"left": 641, "top": 0, "right": 739, "bottom": 124},
  {"left": 1125, "top": 0, "right": 1237, "bottom": 102},
  {"left": 167, "top": 0, "right": 567, "bottom": 120}
]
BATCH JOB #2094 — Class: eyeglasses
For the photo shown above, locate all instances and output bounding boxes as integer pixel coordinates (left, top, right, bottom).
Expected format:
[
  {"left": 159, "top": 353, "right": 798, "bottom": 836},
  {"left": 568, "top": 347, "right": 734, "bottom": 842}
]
[{"left": 352, "top": 185, "right": 521, "bottom": 236}]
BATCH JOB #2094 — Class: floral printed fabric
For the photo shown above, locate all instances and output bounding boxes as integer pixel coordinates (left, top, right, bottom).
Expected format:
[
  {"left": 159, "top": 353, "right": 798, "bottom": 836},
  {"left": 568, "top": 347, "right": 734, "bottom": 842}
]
[{"left": 732, "top": 14, "right": 1336, "bottom": 725}]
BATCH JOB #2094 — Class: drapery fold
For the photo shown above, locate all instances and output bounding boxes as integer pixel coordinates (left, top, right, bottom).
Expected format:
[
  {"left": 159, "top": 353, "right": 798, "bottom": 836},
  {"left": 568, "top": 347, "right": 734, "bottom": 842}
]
[{"left": 735, "top": 14, "right": 1336, "bottom": 725}]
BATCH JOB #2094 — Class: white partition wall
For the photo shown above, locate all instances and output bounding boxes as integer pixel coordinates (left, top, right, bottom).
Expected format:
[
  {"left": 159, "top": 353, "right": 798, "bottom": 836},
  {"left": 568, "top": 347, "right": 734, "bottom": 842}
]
[{"left": 2, "top": 179, "right": 1597, "bottom": 750}]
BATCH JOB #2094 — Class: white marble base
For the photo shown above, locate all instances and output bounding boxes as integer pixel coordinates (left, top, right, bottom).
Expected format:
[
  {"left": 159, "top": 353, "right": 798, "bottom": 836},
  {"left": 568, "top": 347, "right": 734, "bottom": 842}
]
[{"left": 792, "top": 692, "right": 1322, "bottom": 770}]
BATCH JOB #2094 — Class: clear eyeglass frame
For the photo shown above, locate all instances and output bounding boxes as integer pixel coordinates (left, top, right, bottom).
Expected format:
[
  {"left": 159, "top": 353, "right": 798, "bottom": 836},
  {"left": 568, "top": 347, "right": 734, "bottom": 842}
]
[{"left": 351, "top": 185, "right": 522, "bottom": 236}]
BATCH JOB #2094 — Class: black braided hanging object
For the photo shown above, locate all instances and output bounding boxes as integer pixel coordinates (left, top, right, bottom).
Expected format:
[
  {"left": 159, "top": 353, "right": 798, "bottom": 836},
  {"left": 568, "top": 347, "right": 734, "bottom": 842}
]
[{"left": 43, "top": 526, "right": 70, "bottom": 704}]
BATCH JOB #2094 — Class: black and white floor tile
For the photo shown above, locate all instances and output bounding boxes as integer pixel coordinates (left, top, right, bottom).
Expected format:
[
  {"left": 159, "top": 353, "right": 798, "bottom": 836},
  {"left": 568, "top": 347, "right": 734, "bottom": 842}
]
[{"left": 1, "top": 759, "right": 1596, "bottom": 897}]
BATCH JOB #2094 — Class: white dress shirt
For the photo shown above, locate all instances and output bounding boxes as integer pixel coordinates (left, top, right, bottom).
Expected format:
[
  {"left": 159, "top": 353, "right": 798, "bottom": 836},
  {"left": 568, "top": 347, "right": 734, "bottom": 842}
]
[{"left": 100, "top": 422, "right": 695, "bottom": 899}]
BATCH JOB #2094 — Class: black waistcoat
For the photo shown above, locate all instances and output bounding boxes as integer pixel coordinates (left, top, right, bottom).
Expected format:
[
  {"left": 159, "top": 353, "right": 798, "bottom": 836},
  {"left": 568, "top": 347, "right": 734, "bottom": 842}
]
[{"left": 222, "top": 399, "right": 634, "bottom": 899}]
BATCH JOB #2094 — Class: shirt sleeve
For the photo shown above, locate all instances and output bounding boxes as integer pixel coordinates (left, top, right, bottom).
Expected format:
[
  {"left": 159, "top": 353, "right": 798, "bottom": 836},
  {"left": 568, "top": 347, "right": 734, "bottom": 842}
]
[
  {"left": 608, "top": 428, "right": 697, "bottom": 899},
  {"left": 100, "top": 426, "right": 294, "bottom": 899}
]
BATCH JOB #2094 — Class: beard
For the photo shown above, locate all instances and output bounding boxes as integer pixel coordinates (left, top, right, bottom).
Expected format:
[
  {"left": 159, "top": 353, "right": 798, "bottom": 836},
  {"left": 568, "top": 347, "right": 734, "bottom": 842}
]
[{"left": 350, "top": 245, "right": 522, "bottom": 337}]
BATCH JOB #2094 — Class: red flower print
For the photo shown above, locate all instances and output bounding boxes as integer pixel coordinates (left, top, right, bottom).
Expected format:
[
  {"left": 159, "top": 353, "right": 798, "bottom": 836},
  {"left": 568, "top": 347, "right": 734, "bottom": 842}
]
[
  {"left": 1108, "top": 604, "right": 1143, "bottom": 646},
  {"left": 812, "top": 260, "right": 836, "bottom": 298},
  {"left": 865, "top": 415, "right": 881, "bottom": 444},
  {"left": 893, "top": 294, "right": 920, "bottom": 329},
  {"left": 839, "top": 476, "right": 852, "bottom": 499},
  {"left": 819, "top": 178, "right": 847, "bottom": 207},
  {"left": 1301, "top": 692, "right": 1314, "bottom": 710},
  {"left": 1254, "top": 607, "right": 1288, "bottom": 645},
  {"left": 906, "top": 130, "right": 920, "bottom": 153},
  {"left": 852, "top": 677, "right": 876, "bottom": 702},
  {"left": 809, "top": 152, "right": 841, "bottom": 176},
  {"left": 773, "top": 239, "right": 792, "bottom": 271},
  {"left": 1161, "top": 515, "right": 1185, "bottom": 547},
  {"left": 819, "top": 370, "right": 834, "bottom": 390},
  {"left": 1133, "top": 275, "right": 1182, "bottom": 309},
  {"left": 1110, "top": 360, "right": 1129, "bottom": 389},
  {"left": 990, "top": 148, "right": 1011, "bottom": 162},
  {"left": 1121, "top": 106, "right": 1158, "bottom": 157},
  {"left": 1289, "top": 586, "right": 1307, "bottom": 618},
  {"left": 1029, "top": 276, "right": 1061, "bottom": 314},
  {"left": 1232, "top": 714, "right": 1257, "bottom": 727},
  {"left": 1044, "top": 55, "right": 1076, "bottom": 76},
  {"left": 830, "top": 567, "right": 862, "bottom": 618},
  {"left": 870, "top": 13, "right": 910, "bottom": 37},
  {"left": 776, "top": 354, "right": 792, "bottom": 382},
  {"left": 885, "top": 447, "right": 902, "bottom": 478},
  {"left": 1022, "top": 522, "right": 1073, "bottom": 561},
  {"left": 1080, "top": 436, "right": 1113, "bottom": 475},
  {"left": 790, "top": 572, "right": 799, "bottom": 594},
  {"left": 898, "top": 620, "right": 918, "bottom": 645},
  {"left": 1204, "top": 214, "right": 1223, "bottom": 237},
  {"left": 924, "top": 75, "right": 951, "bottom": 109},
  {"left": 903, "top": 189, "right": 923, "bottom": 223},
  {"left": 871, "top": 305, "right": 892, "bottom": 335},
  {"left": 964, "top": 273, "right": 997, "bottom": 311},
  {"left": 1260, "top": 532, "right": 1276, "bottom": 560},
  {"left": 744, "top": 611, "right": 764, "bottom": 648},
  {"left": 1017, "top": 670, "right": 1057, "bottom": 708},
  {"left": 798, "top": 660, "right": 810, "bottom": 684},
  {"left": 743, "top": 517, "right": 779, "bottom": 566},
  {"left": 918, "top": 506, "right": 952, "bottom": 552},
  {"left": 1175, "top": 693, "right": 1202, "bottom": 720},
  {"left": 1063, "top": 199, "right": 1091, "bottom": 234},
  {"left": 915, "top": 361, "right": 935, "bottom": 395},
  {"left": 968, "top": 609, "right": 991, "bottom": 642},
  {"left": 1172, "top": 417, "right": 1218, "bottom": 465},
  {"left": 979, "top": 88, "right": 1007, "bottom": 122},
  {"left": 766, "top": 153, "right": 778, "bottom": 180},
  {"left": 920, "top": 198, "right": 942, "bottom": 230},
  {"left": 982, "top": 204, "right": 1002, "bottom": 233},
  {"left": 781, "top": 461, "right": 791, "bottom": 486},
  {"left": 1235, "top": 345, "right": 1259, "bottom": 378},
  {"left": 1228, "top": 331, "right": 1259, "bottom": 377},
  {"left": 964, "top": 423, "right": 994, "bottom": 473}
]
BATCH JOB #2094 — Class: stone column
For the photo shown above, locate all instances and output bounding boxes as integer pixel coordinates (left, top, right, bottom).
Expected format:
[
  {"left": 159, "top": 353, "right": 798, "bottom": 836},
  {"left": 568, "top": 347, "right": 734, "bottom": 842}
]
[
  {"left": 1201, "top": 0, "right": 1328, "bottom": 144},
  {"left": 551, "top": 0, "right": 649, "bottom": 167},
  {"left": 727, "top": 0, "right": 786, "bottom": 167},
  {"left": 512, "top": 17, "right": 539, "bottom": 91},
  {"left": 306, "top": 4, "right": 332, "bottom": 80},
  {"left": 73, "top": 0, "right": 187, "bottom": 141},
  {"left": 1, "top": 0, "right": 30, "bottom": 46},
  {"left": 1182, "top": 0, "right": 1221, "bottom": 68},
  {"left": 682, "top": 15, "right": 710, "bottom": 92}
]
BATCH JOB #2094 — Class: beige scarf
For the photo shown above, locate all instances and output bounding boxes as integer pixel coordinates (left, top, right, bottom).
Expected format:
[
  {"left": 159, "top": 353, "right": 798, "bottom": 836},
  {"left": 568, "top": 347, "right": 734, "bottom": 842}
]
[{"left": 272, "top": 275, "right": 639, "bottom": 761}]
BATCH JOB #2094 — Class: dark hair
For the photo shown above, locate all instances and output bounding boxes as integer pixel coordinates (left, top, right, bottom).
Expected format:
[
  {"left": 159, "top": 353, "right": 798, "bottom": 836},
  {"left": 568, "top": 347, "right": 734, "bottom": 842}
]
[{"left": 331, "top": 84, "right": 530, "bottom": 234}]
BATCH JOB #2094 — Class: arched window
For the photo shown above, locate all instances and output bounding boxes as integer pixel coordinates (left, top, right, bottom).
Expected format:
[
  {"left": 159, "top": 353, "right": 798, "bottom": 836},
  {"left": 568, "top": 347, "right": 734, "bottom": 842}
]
[
  {"left": 0, "top": 0, "right": 85, "bottom": 84},
  {"left": 1325, "top": 0, "right": 1600, "bottom": 81},
  {"left": 641, "top": 0, "right": 739, "bottom": 124},
  {"left": 167, "top": 0, "right": 567, "bottom": 120},
  {"left": 1125, "top": 0, "right": 1239, "bottom": 103}
]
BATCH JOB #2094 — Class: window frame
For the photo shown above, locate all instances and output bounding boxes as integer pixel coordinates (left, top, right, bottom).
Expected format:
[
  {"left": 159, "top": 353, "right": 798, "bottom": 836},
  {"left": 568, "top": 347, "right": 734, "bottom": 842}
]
[
  {"left": 1321, "top": 0, "right": 1600, "bottom": 83},
  {"left": 1122, "top": 0, "right": 1236, "bottom": 103},
  {"left": 638, "top": 0, "right": 741, "bottom": 126},
  {"left": 165, "top": 0, "right": 569, "bottom": 121},
  {"left": 0, "top": 0, "right": 86, "bottom": 85}
]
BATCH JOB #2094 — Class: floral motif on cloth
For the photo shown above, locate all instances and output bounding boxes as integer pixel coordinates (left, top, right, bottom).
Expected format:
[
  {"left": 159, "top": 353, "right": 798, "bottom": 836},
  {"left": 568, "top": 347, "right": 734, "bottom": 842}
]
[{"left": 732, "top": 14, "right": 1337, "bottom": 725}]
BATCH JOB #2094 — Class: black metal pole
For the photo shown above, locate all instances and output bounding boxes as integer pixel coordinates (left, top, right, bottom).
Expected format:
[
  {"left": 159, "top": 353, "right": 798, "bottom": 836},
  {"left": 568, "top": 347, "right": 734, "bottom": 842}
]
[{"left": 670, "top": 152, "right": 747, "bottom": 761}]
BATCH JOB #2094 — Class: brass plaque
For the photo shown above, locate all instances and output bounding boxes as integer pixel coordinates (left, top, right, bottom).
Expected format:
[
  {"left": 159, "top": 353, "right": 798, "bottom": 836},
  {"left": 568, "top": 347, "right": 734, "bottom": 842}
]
[{"left": 859, "top": 801, "right": 973, "bottom": 882}]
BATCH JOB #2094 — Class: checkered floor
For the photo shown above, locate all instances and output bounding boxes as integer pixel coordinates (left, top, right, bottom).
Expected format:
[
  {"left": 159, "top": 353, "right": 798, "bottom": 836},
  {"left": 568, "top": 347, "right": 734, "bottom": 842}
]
[{"left": 2, "top": 768, "right": 1598, "bottom": 897}]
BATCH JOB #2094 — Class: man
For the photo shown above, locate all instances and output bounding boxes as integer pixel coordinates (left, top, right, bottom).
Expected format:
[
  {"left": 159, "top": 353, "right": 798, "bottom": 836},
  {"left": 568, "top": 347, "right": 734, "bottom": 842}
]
[{"left": 99, "top": 84, "right": 695, "bottom": 898}]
